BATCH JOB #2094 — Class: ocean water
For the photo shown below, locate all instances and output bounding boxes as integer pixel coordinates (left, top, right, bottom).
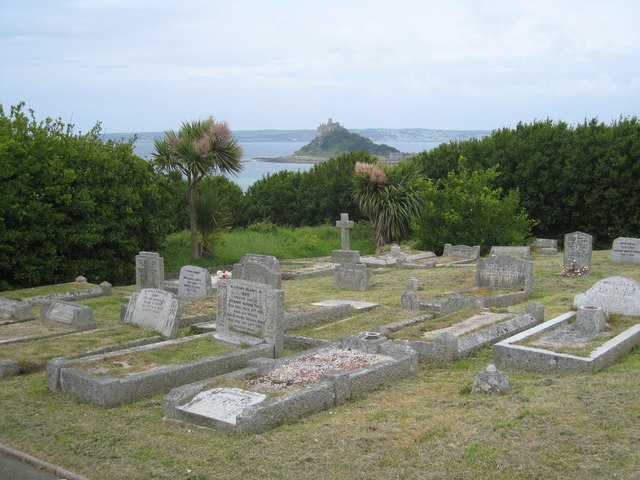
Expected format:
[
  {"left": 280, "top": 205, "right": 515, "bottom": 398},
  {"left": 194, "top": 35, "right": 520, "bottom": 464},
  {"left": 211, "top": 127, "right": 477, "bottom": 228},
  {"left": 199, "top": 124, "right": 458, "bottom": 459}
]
[{"left": 132, "top": 138, "right": 440, "bottom": 190}]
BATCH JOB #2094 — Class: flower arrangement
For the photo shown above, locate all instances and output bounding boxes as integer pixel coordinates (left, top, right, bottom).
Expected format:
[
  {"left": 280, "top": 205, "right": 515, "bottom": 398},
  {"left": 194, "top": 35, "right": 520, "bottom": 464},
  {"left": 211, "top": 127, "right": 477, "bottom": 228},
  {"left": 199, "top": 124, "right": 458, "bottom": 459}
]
[
  {"left": 561, "top": 260, "right": 590, "bottom": 277},
  {"left": 216, "top": 270, "right": 232, "bottom": 279}
]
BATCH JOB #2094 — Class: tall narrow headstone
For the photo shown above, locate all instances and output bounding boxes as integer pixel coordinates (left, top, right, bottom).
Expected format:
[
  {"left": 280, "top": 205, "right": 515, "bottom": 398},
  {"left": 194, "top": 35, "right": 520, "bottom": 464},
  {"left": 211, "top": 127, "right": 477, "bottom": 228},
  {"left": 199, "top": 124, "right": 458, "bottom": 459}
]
[
  {"left": 135, "top": 251, "right": 165, "bottom": 290},
  {"left": 563, "top": 232, "right": 593, "bottom": 269}
]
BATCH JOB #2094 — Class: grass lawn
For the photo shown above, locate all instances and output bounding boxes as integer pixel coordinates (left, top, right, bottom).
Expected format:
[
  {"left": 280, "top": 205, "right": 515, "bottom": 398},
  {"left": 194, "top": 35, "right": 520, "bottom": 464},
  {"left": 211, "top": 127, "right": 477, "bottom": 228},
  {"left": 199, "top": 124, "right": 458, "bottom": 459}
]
[{"left": 0, "top": 250, "right": 639, "bottom": 480}]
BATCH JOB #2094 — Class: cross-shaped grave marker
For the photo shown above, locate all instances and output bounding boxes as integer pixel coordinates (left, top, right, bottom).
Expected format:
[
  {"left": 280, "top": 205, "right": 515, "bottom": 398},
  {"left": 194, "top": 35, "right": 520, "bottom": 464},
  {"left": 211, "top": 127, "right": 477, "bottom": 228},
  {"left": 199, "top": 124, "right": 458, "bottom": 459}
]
[{"left": 336, "top": 213, "right": 354, "bottom": 250}]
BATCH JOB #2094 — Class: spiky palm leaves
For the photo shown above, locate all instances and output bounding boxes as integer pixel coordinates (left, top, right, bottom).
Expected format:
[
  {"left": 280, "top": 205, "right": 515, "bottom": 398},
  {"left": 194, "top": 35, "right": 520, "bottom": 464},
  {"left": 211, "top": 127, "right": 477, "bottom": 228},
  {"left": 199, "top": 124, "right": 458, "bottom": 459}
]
[
  {"left": 351, "top": 160, "right": 423, "bottom": 247},
  {"left": 153, "top": 117, "right": 243, "bottom": 260}
]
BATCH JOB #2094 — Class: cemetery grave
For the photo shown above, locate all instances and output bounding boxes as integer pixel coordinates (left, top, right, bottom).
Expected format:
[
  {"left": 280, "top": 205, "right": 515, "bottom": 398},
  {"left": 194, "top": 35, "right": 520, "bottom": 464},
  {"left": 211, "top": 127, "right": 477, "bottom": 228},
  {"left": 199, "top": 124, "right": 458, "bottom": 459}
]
[
  {"left": 163, "top": 336, "right": 418, "bottom": 433},
  {"left": 494, "top": 275, "right": 640, "bottom": 373},
  {"left": 386, "top": 302, "right": 543, "bottom": 361},
  {"left": 2, "top": 247, "right": 640, "bottom": 479}
]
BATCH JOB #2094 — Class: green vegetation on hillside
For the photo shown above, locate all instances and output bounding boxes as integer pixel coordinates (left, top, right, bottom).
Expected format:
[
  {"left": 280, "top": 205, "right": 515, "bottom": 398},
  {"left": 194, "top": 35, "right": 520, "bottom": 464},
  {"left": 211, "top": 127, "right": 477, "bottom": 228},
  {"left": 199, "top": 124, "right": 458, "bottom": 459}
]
[{"left": 295, "top": 126, "right": 400, "bottom": 157}]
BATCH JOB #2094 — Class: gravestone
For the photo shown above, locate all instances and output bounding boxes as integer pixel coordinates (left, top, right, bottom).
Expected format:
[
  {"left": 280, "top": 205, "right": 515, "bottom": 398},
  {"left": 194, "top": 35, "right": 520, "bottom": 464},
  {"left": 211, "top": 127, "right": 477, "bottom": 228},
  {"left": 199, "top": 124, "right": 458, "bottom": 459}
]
[
  {"left": 535, "top": 238, "right": 558, "bottom": 255},
  {"left": 611, "top": 237, "right": 640, "bottom": 265},
  {"left": 40, "top": 300, "right": 96, "bottom": 331},
  {"left": 334, "top": 263, "right": 371, "bottom": 291},
  {"left": 389, "top": 245, "right": 406, "bottom": 264},
  {"left": 489, "top": 246, "right": 530, "bottom": 259},
  {"left": 476, "top": 254, "right": 533, "bottom": 295},
  {"left": 471, "top": 364, "right": 512, "bottom": 394},
  {"left": 178, "top": 265, "right": 213, "bottom": 300},
  {"left": 406, "top": 277, "right": 422, "bottom": 291},
  {"left": 332, "top": 213, "right": 359, "bottom": 264},
  {"left": 0, "top": 297, "right": 35, "bottom": 321},
  {"left": 124, "top": 288, "right": 182, "bottom": 338},
  {"left": 135, "top": 251, "right": 165, "bottom": 290},
  {"left": 232, "top": 254, "right": 281, "bottom": 289},
  {"left": 573, "top": 275, "right": 640, "bottom": 315},
  {"left": 563, "top": 232, "right": 592, "bottom": 269},
  {"left": 176, "top": 387, "right": 266, "bottom": 426},
  {"left": 215, "top": 279, "right": 284, "bottom": 356},
  {"left": 443, "top": 244, "right": 480, "bottom": 260}
]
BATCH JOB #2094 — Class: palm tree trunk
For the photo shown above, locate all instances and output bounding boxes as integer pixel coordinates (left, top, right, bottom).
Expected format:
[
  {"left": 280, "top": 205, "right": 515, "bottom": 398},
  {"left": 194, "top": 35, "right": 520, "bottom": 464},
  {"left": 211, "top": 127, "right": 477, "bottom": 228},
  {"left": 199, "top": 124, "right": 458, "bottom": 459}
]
[{"left": 188, "top": 180, "right": 200, "bottom": 260}]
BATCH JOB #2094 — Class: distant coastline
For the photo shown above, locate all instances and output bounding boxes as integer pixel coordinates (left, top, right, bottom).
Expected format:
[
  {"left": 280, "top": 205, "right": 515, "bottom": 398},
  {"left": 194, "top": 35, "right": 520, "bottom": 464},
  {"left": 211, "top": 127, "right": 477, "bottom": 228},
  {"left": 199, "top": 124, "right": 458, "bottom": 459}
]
[{"left": 257, "top": 155, "right": 329, "bottom": 164}]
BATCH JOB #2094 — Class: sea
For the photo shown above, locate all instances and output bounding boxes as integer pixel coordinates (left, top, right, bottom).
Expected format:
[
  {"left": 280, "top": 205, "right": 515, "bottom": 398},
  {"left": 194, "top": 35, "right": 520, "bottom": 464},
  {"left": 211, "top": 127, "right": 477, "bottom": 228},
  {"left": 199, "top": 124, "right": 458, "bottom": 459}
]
[{"left": 130, "top": 138, "right": 442, "bottom": 190}]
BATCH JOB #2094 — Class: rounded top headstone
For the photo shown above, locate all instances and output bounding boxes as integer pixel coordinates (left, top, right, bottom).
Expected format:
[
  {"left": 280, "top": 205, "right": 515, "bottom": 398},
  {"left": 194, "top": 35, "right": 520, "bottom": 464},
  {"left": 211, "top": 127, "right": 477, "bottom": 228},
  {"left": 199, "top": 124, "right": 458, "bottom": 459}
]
[{"left": 75, "top": 275, "right": 88, "bottom": 283}]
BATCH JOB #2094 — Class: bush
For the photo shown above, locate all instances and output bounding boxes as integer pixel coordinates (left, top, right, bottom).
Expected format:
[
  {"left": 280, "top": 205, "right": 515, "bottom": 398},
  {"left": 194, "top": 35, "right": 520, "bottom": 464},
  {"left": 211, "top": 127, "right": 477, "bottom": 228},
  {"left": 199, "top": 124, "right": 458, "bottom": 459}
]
[
  {"left": 412, "top": 159, "right": 535, "bottom": 255},
  {"left": 0, "top": 103, "right": 174, "bottom": 289}
]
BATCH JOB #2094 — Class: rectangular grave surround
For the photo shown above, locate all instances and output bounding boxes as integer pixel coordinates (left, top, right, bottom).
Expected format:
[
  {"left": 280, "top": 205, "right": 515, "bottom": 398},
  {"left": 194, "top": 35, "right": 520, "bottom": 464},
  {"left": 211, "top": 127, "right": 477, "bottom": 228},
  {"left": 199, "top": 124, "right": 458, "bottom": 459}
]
[
  {"left": 493, "top": 312, "right": 640, "bottom": 372},
  {"left": 46, "top": 333, "right": 275, "bottom": 407},
  {"left": 388, "top": 303, "right": 543, "bottom": 361},
  {"left": 164, "top": 336, "right": 418, "bottom": 433}
]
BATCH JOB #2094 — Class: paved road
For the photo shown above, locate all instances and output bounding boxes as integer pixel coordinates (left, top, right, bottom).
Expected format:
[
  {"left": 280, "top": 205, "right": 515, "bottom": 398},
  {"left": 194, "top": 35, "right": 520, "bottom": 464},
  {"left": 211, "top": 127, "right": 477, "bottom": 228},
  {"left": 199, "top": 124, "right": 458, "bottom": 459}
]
[{"left": 0, "top": 450, "right": 61, "bottom": 480}]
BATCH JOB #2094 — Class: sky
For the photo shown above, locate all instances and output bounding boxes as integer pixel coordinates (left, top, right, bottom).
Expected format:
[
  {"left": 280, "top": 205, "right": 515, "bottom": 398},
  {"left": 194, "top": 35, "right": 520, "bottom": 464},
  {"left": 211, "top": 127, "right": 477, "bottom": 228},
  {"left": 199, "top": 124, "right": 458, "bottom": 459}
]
[{"left": 1, "top": 0, "right": 639, "bottom": 134}]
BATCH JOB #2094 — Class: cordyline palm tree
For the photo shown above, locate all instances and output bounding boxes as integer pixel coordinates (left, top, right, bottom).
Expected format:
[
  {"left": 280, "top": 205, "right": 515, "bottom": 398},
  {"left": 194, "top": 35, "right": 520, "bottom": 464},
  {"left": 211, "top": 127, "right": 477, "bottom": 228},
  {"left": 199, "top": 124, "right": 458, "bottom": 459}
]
[
  {"left": 153, "top": 117, "right": 243, "bottom": 260},
  {"left": 351, "top": 160, "right": 423, "bottom": 247}
]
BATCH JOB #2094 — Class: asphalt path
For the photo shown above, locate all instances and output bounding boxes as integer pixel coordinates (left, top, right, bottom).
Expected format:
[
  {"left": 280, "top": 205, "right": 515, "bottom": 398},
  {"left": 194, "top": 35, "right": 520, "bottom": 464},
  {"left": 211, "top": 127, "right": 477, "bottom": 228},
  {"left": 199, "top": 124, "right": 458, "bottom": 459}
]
[{"left": 0, "top": 445, "right": 89, "bottom": 480}]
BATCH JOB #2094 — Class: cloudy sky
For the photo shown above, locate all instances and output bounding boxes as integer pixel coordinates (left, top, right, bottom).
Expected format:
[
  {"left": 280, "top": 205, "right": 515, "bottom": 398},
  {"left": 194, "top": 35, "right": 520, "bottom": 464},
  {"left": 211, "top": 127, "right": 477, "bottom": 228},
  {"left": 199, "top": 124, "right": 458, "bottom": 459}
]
[{"left": 1, "top": 0, "right": 638, "bottom": 133}]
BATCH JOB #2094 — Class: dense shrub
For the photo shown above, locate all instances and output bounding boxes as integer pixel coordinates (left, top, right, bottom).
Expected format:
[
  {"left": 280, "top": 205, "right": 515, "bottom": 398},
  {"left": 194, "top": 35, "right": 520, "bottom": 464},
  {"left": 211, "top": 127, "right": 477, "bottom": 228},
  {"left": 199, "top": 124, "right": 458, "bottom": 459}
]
[
  {"left": 412, "top": 160, "right": 535, "bottom": 255},
  {"left": 0, "top": 103, "right": 175, "bottom": 289},
  {"left": 413, "top": 118, "right": 640, "bottom": 247}
]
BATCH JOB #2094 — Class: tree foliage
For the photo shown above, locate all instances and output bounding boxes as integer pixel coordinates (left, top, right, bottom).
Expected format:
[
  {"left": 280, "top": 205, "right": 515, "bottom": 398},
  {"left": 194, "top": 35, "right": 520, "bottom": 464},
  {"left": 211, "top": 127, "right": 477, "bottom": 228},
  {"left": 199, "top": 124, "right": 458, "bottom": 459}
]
[
  {"left": 412, "top": 159, "right": 535, "bottom": 255},
  {"left": 0, "top": 103, "right": 174, "bottom": 289},
  {"left": 243, "top": 151, "right": 372, "bottom": 226},
  {"left": 153, "top": 117, "right": 243, "bottom": 259},
  {"left": 412, "top": 118, "right": 640, "bottom": 248}
]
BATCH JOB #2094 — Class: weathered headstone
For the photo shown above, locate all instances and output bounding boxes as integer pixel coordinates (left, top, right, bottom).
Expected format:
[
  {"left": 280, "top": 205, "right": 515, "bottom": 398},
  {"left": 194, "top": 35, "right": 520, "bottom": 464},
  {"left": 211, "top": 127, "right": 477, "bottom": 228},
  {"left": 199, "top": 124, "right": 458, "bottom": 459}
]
[
  {"left": 573, "top": 275, "right": 640, "bottom": 315},
  {"left": 232, "top": 254, "right": 281, "bottom": 289},
  {"left": 0, "top": 297, "right": 35, "bottom": 321},
  {"left": 471, "top": 364, "right": 512, "bottom": 394},
  {"left": 489, "top": 246, "right": 531, "bottom": 259},
  {"left": 40, "top": 300, "right": 96, "bottom": 331},
  {"left": 476, "top": 254, "right": 533, "bottom": 295},
  {"left": 178, "top": 265, "right": 213, "bottom": 300},
  {"left": 389, "top": 245, "right": 406, "bottom": 264},
  {"left": 334, "top": 263, "right": 371, "bottom": 291},
  {"left": 406, "top": 277, "right": 422, "bottom": 291},
  {"left": 535, "top": 238, "right": 558, "bottom": 249},
  {"left": 332, "top": 213, "right": 360, "bottom": 264},
  {"left": 124, "top": 288, "right": 182, "bottom": 338},
  {"left": 135, "top": 251, "right": 165, "bottom": 290},
  {"left": 611, "top": 237, "right": 640, "bottom": 265},
  {"left": 215, "top": 279, "right": 284, "bottom": 356},
  {"left": 563, "top": 232, "right": 593, "bottom": 269},
  {"left": 443, "top": 244, "right": 480, "bottom": 260}
]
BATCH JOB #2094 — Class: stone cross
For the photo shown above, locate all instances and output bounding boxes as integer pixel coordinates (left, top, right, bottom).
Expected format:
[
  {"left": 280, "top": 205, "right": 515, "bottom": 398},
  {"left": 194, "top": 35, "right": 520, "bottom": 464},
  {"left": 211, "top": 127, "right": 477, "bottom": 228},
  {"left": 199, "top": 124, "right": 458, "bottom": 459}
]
[{"left": 336, "top": 213, "right": 354, "bottom": 251}]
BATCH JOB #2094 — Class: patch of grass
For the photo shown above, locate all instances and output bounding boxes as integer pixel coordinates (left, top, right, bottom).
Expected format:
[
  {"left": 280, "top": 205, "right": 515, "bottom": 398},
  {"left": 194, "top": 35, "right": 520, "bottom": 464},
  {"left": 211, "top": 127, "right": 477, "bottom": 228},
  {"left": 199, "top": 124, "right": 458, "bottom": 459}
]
[
  {"left": 71, "top": 337, "right": 235, "bottom": 376},
  {"left": 161, "top": 225, "right": 376, "bottom": 272}
]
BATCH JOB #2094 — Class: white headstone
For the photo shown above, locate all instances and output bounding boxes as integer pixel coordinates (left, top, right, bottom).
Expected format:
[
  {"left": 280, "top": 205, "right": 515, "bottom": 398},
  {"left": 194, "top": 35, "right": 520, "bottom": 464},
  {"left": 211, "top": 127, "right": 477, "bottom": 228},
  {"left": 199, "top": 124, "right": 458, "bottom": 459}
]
[
  {"left": 124, "top": 288, "right": 182, "bottom": 338},
  {"left": 177, "top": 388, "right": 266, "bottom": 425},
  {"left": 178, "top": 265, "right": 212, "bottom": 300},
  {"left": 573, "top": 275, "right": 640, "bottom": 315},
  {"left": 611, "top": 237, "right": 640, "bottom": 265}
]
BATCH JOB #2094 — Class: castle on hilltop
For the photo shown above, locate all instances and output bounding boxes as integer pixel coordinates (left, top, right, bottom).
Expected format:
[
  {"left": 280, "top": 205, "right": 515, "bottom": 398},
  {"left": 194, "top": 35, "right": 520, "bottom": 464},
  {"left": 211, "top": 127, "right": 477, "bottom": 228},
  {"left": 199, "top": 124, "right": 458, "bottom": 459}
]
[{"left": 317, "top": 118, "right": 341, "bottom": 137}]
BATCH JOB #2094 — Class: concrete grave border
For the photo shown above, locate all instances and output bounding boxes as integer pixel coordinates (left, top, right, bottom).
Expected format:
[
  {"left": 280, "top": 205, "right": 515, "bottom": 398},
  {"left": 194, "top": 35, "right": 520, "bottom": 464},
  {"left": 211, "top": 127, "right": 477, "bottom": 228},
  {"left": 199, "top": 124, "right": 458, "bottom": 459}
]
[
  {"left": 493, "top": 311, "right": 640, "bottom": 373},
  {"left": 163, "top": 336, "right": 418, "bottom": 433},
  {"left": 46, "top": 333, "right": 274, "bottom": 407},
  {"left": 385, "top": 303, "right": 544, "bottom": 362}
]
